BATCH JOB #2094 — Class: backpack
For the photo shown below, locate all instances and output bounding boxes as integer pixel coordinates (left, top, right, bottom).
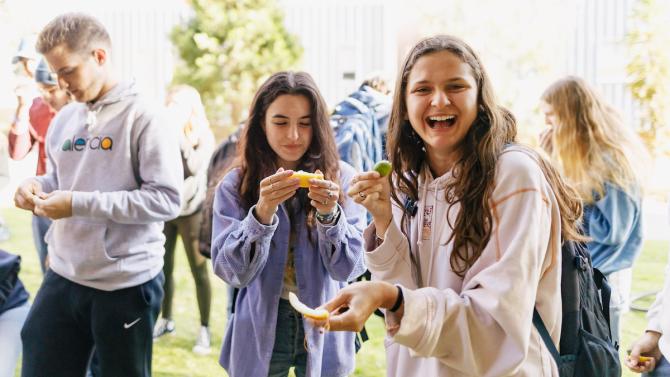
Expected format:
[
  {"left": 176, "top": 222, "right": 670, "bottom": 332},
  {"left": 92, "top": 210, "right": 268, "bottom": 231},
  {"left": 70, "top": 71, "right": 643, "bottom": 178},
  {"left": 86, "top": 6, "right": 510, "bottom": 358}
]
[
  {"left": 533, "top": 240, "right": 621, "bottom": 376},
  {"left": 330, "top": 93, "right": 383, "bottom": 172},
  {"left": 198, "top": 125, "right": 243, "bottom": 258}
]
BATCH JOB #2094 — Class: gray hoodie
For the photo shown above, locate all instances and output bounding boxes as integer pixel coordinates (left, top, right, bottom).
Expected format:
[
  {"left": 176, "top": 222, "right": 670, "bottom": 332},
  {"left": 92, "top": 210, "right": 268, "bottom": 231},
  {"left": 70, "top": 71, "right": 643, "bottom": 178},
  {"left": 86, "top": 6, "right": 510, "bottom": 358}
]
[{"left": 37, "top": 82, "right": 182, "bottom": 291}]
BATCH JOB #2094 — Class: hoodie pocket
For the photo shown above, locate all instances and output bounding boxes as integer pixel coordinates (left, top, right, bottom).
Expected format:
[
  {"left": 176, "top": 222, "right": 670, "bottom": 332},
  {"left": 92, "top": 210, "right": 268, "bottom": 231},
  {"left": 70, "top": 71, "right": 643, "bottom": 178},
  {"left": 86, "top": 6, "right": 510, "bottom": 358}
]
[{"left": 50, "top": 219, "right": 115, "bottom": 274}]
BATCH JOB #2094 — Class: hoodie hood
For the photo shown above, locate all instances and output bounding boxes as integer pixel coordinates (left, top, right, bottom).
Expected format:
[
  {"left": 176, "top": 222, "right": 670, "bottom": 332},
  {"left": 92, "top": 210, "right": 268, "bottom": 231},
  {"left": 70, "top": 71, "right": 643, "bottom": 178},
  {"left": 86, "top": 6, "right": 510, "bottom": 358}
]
[
  {"left": 85, "top": 81, "right": 139, "bottom": 131},
  {"left": 88, "top": 80, "right": 139, "bottom": 110}
]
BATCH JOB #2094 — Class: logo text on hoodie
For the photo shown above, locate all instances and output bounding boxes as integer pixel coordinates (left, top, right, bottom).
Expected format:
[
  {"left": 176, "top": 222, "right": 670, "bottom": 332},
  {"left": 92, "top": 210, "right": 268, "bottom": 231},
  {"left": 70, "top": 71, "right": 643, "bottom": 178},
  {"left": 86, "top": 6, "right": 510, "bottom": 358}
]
[{"left": 61, "top": 136, "right": 113, "bottom": 151}]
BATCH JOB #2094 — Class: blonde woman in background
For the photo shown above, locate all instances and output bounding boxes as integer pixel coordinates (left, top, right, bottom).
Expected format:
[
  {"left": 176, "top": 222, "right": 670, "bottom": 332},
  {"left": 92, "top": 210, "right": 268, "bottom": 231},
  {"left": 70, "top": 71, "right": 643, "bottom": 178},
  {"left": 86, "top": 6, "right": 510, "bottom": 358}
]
[
  {"left": 540, "top": 76, "right": 650, "bottom": 348},
  {"left": 153, "top": 85, "right": 215, "bottom": 354}
]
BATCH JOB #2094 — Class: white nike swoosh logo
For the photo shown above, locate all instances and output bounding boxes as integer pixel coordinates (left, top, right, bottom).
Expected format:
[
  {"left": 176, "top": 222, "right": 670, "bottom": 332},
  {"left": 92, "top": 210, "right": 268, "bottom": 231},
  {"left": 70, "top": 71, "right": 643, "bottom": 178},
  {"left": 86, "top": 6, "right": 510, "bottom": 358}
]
[{"left": 123, "top": 318, "right": 141, "bottom": 329}]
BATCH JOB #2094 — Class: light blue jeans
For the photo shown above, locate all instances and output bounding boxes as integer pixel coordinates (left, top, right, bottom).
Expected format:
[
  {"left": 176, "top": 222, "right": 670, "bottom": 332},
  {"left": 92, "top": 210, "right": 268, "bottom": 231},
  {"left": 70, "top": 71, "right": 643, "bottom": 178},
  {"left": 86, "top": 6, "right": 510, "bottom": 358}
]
[
  {"left": 267, "top": 299, "right": 308, "bottom": 377},
  {"left": 31, "top": 215, "right": 51, "bottom": 274},
  {"left": 0, "top": 302, "right": 30, "bottom": 377},
  {"left": 643, "top": 356, "right": 670, "bottom": 376},
  {"left": 607, "top": 267, "right": 632, "bottom": 349}
]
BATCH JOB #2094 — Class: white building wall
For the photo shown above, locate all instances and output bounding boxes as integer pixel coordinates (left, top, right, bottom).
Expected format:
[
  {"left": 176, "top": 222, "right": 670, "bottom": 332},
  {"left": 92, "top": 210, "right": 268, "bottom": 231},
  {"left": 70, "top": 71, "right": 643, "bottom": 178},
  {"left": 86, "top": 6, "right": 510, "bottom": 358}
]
[
  {"left": 280, "top": 0, "right": 398, "bottom": 107},
  {"left": 567, "top": 0, "right": 639, "bottom": 127}
]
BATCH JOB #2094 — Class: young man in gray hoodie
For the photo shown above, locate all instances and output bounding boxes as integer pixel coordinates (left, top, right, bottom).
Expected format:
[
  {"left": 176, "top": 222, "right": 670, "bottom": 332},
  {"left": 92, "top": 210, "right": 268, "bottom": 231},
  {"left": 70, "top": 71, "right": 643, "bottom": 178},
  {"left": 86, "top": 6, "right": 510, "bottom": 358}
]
[{"left": 13, "top": 13, "right": 182, "bottom": 377}]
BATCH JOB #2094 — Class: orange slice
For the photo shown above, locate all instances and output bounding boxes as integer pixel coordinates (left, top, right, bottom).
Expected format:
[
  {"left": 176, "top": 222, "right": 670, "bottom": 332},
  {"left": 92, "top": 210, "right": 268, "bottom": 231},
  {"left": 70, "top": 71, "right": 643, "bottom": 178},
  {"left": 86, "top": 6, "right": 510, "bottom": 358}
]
[
  {"left": 291, "top": 171, "right": 324, "bottom": 188},
  {"left": 288, "top": 292, "right": 329, "bottom": 320}
]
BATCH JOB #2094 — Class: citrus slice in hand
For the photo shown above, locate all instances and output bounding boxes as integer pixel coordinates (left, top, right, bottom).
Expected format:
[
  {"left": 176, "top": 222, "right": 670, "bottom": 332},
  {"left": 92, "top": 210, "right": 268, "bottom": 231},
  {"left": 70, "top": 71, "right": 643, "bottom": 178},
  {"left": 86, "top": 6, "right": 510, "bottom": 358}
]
[
  {"left": 288, "top": 292, "right": 329, "bottom": 320},
  {"left": 373, "top": 160, "right": 392, "bottom": 177},
  {"left": 291, "top": 171, "right": 325, "bottom": 188}
]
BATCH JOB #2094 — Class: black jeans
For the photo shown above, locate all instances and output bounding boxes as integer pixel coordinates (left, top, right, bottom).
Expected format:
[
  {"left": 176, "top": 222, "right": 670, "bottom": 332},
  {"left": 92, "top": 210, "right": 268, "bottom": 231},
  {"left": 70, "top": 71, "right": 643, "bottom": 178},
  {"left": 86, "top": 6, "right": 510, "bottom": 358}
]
[
  {"left": 161, "top": 211, "right": 211, "bottom": 325},
  {"left": 21, "top": 270, "right": 164, "bottom": 377}
]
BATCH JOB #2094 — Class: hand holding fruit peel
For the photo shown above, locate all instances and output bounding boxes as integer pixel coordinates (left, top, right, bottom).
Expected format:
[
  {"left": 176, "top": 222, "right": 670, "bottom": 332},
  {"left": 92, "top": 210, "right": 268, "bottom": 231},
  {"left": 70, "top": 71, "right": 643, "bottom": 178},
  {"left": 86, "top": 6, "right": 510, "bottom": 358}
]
[{"left": 288, "top": 292, "right": 329, "bottom": 320}]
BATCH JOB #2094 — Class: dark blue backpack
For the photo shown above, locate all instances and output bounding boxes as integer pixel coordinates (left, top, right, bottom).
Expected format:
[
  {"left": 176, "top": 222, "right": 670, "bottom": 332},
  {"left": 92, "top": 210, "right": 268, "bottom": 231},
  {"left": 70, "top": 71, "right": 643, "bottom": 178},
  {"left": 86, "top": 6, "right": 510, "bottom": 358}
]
[{"left": 533, "top": 240, "right": 621, "bottom": 376}]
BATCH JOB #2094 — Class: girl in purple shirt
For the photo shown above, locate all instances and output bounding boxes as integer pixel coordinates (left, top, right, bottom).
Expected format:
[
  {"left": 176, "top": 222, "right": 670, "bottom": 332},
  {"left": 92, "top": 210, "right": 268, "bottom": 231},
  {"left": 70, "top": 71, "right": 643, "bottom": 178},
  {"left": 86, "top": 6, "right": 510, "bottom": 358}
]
[{"left": 211, "top": 71, "right": 367, "bottom": 377}]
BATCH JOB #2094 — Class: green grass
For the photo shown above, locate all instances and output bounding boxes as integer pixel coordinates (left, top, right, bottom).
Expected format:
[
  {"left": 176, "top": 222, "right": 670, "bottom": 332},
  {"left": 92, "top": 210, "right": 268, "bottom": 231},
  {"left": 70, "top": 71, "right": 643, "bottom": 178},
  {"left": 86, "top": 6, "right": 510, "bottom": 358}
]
[{"left": 1, "top": 206, "right": 667, "bottom": 376}]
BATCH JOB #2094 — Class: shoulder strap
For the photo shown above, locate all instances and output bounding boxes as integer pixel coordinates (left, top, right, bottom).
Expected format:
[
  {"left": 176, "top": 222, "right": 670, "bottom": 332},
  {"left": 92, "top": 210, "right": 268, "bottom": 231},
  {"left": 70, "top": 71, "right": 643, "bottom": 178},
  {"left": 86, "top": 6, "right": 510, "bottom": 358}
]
[
  {"left": 593, "top": 268, "right": 613, "bottom": 340},
  {"left": 532, "top": 308, "right": 561, "bottom": 366}
]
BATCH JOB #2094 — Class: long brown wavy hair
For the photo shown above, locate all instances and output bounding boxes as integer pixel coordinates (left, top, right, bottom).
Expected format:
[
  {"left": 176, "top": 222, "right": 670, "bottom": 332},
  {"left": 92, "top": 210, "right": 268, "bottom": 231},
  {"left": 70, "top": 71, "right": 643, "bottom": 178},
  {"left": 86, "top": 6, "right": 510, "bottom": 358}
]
[
  {"left": 234, "top": 71, "right": 341, "bottom": 227},
  {"left": 387, "top": 35, "right": 584, "bottom": 277}
]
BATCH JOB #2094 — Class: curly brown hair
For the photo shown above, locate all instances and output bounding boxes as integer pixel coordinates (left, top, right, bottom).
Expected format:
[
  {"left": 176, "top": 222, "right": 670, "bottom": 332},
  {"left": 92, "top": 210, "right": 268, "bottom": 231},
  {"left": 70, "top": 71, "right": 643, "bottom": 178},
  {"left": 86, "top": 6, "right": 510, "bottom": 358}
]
[{"left": 387, "top": 35, "right": 584, "bottom": 277}]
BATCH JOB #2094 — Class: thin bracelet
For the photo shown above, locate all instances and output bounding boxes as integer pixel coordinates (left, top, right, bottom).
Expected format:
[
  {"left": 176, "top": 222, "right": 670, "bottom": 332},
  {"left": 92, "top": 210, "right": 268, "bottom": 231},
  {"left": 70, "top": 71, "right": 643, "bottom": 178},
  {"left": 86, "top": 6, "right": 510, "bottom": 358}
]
[{"left": 389, "top": 285, "right": 404, "bottom": 312}]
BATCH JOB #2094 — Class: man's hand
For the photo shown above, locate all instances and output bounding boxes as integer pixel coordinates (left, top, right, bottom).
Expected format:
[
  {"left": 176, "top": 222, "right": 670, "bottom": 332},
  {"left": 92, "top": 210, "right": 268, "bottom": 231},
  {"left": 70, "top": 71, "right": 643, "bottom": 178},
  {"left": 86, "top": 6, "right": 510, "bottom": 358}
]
[
  {"left": 14, "top": 178, "right": 43, "bottom": 211},
  {"left": 33, "top": 191, "right": 73, "bottom": 220}
]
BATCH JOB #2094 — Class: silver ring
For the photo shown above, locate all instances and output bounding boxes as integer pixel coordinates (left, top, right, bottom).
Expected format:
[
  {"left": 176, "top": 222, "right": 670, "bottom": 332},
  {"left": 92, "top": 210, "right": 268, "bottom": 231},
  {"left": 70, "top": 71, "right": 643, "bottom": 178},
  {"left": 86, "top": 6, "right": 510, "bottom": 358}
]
[
  {"left": 359, "top": 192, "right": 366, "bottom": 199},
  {"left": 328, "top": 191, "right": 334, "bottom": 199}
]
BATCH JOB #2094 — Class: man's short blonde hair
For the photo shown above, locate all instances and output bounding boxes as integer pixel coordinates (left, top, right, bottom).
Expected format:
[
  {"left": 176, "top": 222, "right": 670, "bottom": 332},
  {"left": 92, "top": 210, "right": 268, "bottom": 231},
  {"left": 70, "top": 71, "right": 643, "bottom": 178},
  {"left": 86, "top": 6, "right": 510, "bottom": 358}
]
[{"left": 36, "top": 13, "right": 111, "bottom": 55}]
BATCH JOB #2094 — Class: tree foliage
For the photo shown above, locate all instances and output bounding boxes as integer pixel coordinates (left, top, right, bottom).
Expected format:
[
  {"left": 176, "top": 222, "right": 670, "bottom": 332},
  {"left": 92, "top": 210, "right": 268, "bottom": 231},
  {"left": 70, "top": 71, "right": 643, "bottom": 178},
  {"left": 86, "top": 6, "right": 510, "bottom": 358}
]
[
  {"left": 627, "top": 0, "right": 670, "bottom": 155},
  {"left": 171, "top": 0, "right": 302, "bottom": 131}
]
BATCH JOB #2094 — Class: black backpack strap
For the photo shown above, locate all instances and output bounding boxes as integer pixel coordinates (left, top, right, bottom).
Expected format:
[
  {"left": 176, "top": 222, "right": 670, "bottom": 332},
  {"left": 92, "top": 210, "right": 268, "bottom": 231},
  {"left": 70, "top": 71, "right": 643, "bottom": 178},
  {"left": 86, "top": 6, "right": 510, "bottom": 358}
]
[
  {"left": 532, "top": 308, "right": 561, "bottom": 367},
  {"left": 593, "top": 268, "right": 614, "bottom": 341},
  {"left": 593, "top": 268, "right": 611, "bottom": 323}
]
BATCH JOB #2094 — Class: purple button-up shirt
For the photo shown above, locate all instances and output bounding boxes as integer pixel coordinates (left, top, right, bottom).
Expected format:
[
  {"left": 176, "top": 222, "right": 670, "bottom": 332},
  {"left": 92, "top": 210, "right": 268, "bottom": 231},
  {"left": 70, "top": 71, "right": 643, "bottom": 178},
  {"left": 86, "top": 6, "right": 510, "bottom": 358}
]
[{"left": 212, "top": 162, "right": 367, "bottom": 377}]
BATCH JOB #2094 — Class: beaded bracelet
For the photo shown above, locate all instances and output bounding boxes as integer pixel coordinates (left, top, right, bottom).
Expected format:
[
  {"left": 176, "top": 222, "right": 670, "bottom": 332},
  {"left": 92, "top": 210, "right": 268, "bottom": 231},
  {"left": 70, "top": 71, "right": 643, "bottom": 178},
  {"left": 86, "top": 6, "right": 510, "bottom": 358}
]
[{"left": 316, "top": 206, "right": 339, "bottom": 224}]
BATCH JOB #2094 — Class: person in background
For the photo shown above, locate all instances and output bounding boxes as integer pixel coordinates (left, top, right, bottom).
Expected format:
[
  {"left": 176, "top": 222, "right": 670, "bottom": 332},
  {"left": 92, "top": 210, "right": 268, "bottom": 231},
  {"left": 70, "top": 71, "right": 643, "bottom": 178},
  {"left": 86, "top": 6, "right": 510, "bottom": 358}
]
[
  {"left": 211, "top": 71, "right": 367, "bottom": 377},
  {"left": 8, "top": 58, "right": 72, "bottom": 272},
  {"left": 0, "top": 250, "right": 30, "bottom": 377},
  {"left": 153, "top": 85, "right": 215, "bottom": 355},
  {"left": 626, "top": 202, "right": 670, "bottom": 375},
  {"left": 330, "top": 73, "right": 392, "bottom": 173},
  {"left": 626, "top": 253, "right": 670, "bottom": 375},
  {"left": 198, "top": 121, "right": 244, "bottom": 318},
  {"left": 2, "top": 36, "right": 40, "bottom": 243},
  {"left": 540, "top": 76, "right": 649, "bottom": 348}
]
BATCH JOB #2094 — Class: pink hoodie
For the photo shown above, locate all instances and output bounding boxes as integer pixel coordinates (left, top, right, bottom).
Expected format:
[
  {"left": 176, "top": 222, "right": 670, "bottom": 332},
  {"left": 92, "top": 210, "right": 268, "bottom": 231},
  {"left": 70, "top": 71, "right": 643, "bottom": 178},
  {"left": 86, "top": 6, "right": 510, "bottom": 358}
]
[{"left": 365, "top": 148, "right": 562, "bottom": 376}]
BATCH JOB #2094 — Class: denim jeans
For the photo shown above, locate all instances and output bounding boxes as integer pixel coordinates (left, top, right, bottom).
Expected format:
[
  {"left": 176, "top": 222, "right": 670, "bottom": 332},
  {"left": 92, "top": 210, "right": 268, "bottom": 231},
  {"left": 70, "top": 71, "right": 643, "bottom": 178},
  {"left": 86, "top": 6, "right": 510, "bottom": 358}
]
[
  {"left": 31, "top": 215, "right": 51, "bottom": 274},
  {"left": 267, "top": 299, "right": 308, "bottom": 377},
  {"left": 0, "top": 303, "right": 30, "bottom": 377},
  {"left": 643, "top": 356, "right": 670, "bottom": 376},
  {"left": 607, "top": 268, "right": 632, "bottom": 348}
]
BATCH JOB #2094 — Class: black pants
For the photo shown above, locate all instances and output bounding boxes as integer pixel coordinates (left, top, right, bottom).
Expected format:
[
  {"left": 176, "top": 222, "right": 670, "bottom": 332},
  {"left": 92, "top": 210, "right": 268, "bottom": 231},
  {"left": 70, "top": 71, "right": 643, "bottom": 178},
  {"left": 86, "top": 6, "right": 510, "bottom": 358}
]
[
  {"left": 21, "top": 270, "right": 164, "bottom": 377},
  {"left": 162, "top": 211, "right": 211, "bottom": 325}
]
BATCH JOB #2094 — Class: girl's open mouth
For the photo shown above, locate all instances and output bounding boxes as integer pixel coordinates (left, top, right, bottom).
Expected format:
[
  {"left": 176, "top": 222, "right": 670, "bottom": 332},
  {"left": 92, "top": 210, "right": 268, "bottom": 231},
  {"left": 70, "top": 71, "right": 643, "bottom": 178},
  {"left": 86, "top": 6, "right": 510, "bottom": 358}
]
[{"left": 427, "top": 115, "right": 456, "bottom": 128}]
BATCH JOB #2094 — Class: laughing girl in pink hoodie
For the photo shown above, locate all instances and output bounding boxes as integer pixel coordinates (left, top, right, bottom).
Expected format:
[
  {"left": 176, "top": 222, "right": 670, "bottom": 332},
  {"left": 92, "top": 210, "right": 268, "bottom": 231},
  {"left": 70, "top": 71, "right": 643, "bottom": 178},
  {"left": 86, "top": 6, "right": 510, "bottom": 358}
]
[{"left": 319, "top": 35, "right": 586, "bottom": 377}]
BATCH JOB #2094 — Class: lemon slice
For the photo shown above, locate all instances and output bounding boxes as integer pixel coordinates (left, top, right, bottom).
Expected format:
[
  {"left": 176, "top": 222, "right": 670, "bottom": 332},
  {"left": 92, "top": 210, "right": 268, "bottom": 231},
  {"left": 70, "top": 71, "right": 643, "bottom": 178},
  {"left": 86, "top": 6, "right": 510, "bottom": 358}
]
[
  {"left": 291, "top": 171, "right": 325, "bottom": 188},
  {"left": 288, "top": 292, "right": 329, "bottom": 320}
]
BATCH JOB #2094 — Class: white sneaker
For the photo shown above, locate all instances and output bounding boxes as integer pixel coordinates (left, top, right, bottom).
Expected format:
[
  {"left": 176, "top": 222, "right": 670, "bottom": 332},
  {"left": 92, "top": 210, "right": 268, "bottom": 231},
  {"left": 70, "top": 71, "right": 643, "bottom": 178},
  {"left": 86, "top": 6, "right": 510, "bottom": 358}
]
[
  {"left": 153, "top": 318, "right": 175, "bottom": 339},
  {"left": 192, "top": 326, "right": 211, "bottom": 355}
]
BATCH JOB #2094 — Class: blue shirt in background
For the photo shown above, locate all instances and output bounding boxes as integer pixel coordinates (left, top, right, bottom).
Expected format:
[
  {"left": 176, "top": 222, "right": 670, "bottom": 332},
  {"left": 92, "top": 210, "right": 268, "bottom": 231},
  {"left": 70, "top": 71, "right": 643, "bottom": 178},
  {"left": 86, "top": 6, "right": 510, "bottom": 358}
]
[{"left": 583, "top": 183, "right": 643, "bottom": 275}]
